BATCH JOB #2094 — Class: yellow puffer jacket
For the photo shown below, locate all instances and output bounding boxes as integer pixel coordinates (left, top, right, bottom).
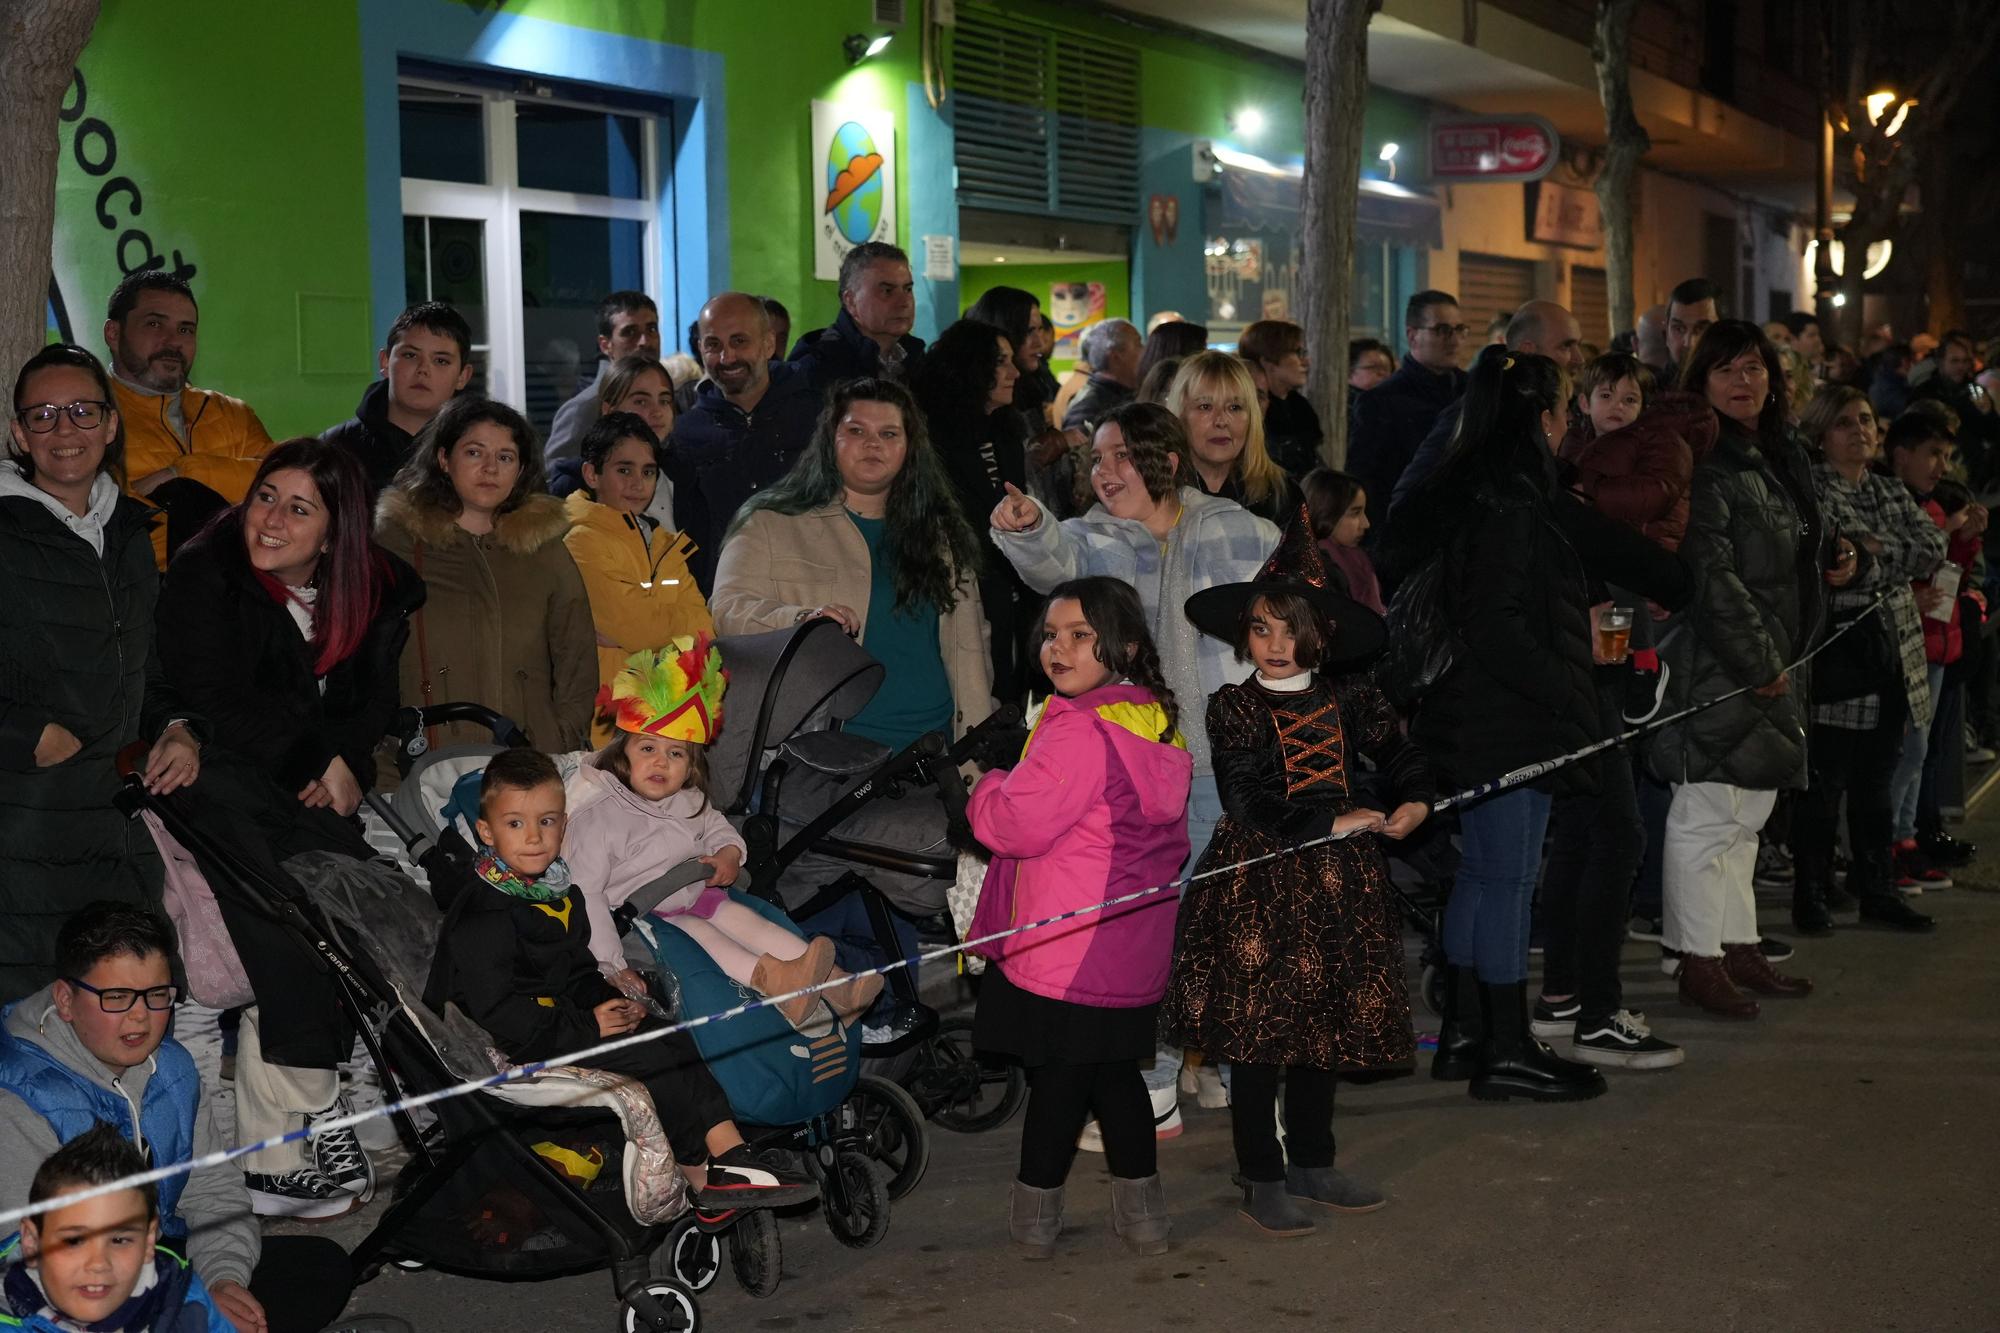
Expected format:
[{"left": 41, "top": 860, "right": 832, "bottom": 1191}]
[
  {"left": 111, "top": 378, "right": 272, "bottom": 567},
  {"left": 562, "top": 491, "right": 713, "bottom": 746}
]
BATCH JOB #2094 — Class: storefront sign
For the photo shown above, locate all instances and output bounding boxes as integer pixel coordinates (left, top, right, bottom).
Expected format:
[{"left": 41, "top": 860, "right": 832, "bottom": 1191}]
[
  {"left": 1428, "top": 115, "right": 1559, "bottom": 184},
  {"left": 812, "top": 101, "right": 897, "bottom": 282},
  {"left": 1526, "top": 181, "right": 1603, "bottom": 249}
]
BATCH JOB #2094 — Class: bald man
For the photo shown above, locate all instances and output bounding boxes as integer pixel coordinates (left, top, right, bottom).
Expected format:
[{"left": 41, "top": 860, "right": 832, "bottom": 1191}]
[
  {"left": 1387, "top": 299, "right": 1585, "bottom": 516},
  {"left": 667, "top": 291, "right": 822, "bottom": 591}
]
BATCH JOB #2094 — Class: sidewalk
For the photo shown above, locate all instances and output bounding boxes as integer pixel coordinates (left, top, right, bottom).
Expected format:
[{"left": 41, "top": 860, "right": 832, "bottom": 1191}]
[{"left": 307, "top": 831, "right": 2000, "bottom": 1331}]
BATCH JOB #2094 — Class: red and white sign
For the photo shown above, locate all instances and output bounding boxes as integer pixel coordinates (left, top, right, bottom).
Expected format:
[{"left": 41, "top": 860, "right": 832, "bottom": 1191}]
[{"left": 1427, "top": 116, "right": 1560, "bottom": 184}]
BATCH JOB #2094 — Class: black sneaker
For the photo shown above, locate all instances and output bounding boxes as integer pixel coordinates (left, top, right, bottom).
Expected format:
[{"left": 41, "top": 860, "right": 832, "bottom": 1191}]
[
  {"left": 245, "top": 1168, "right": 359, "bottom": 1220},
  {"left": 1753, "top": 842, "right": 1795, "bottom": 889},
  {"left": 307, "top": 1097, "right": 375, "bottom": 1199},
  {"left": 1530, "top": 997, "right": 1582, "bottom": 1039},
  {"left": 1757, "top": 936, "right": 1794, "bottom": 962},
  {"left": 1919, "top": 830, "right": 1976, "bottom": 868},
  {"left": 695, "top": 1144, "right": 820, "bottom": 1211},
  {"left": 1628, "top": 916, "right": 1664, "bottom": 943},
  {"left": 1572, "top": 1011, "right": 1685, "bottom": 1070}
]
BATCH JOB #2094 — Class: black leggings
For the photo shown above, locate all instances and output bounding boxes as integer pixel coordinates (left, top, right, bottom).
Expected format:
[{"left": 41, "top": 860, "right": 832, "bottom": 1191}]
[
  {"left": 1017, "top": 1058, "right": 1154, "bottom": 1188},
  {"left": 1229, "top": 1062, "right": 1336, "bottom": 1183}
]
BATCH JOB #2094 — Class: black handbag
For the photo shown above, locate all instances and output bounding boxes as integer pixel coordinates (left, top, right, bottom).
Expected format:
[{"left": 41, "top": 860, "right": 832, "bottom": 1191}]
[
  {"left": 1812, "top": 601, "right": 1899, "bottom": 703},
  {"left": 1379, "top": 551, "right": 1462, "bottom": 709}
]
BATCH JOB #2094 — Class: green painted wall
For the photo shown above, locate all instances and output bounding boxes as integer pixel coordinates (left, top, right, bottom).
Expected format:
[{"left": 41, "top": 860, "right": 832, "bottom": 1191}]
[
  {"left": 960, "top": 261, "right": 1132, "bottom": 373},
  {"left": 56, "top": 2, "right": 372, "bottom": 438}
]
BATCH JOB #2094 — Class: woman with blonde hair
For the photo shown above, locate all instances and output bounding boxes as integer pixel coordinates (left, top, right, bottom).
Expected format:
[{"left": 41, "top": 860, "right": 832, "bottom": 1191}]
[{"left": 1165, "top": 351, "right": 1299, "bottom": 525}]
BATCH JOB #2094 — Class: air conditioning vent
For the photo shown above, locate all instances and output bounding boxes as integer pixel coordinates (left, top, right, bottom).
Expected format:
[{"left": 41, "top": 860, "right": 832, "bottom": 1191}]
[{"left": 873, "top": 0, "right": 906, "bottom": 26}]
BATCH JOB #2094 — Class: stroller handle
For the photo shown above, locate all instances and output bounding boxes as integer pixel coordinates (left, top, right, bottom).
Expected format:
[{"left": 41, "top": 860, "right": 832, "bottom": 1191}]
[{"left": 389, "top": 703, "right": 533, "bottom": 757}]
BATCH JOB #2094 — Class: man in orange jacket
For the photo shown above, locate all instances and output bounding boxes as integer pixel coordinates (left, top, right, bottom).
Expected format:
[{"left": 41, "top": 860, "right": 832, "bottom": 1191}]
[{"left": 103, "top": 270, "right": 272, "bottom": 565}]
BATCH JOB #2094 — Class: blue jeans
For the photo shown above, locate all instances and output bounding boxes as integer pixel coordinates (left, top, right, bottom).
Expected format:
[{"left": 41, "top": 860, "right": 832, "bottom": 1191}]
[
  {"left": 1892, "top": 664, "right": 1945, "bottom": 841},
  {"left": 1445, "top": 785, "right": 1555, "bottom": 984},
  {"left": 1143, "top": 772, "right": 1224, "bottom": 1095}
]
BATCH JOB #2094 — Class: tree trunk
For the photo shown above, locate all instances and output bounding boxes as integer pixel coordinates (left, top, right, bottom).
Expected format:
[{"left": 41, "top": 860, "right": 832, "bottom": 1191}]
[
  {"left": 1590, "top": 0, "right": 1651, "bottom": 344},
  {"left": 1299, "top": 0, "right": 1378, "bottom": 470},
  {"left": 0, "top": 0, "right": 100, "bottom": 377}
]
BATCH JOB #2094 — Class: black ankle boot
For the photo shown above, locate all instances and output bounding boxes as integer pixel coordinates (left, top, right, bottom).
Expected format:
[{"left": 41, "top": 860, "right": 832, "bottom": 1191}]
[
  {"left": 1858, "top": 892, "right": 1935, "bottom": 932},
  {"left": 1791, "top": 880, "right": 1834, "bottom": 936},
  {"left": 1469, "top": 981, "right": 1606, "bottom": 1103},
  {"left": 1431, "top": 965, "right": 1482, "bottom": 1081}
]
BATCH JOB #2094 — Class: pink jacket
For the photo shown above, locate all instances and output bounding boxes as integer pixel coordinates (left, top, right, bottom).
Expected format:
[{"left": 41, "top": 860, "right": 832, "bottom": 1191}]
[
  {"left": 561, "top": 758, "right": 747, "bottom": 974},
  {"left": 967, "top": 683, "right": 1192, "bottom": 1008}
]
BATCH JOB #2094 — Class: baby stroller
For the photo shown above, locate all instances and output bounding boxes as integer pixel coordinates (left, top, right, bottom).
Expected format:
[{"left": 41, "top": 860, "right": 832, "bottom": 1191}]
[
  {"left": 700, "top": 619, "right": 1027, "bottom": 1133},
  {"left": 369, "top": 659, "right": 952, "bottom": 1255},
  {"left": 113, "top": 751, "right": 723, "bottom": 1332}
]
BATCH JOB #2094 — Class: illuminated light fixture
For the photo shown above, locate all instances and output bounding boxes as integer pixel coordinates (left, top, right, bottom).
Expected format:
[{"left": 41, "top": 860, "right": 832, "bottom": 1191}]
[
  {"left": 993, "top": 256, "right": 1007, "bottom": 263},
  {"left": 1865, "top": 88, "right": 1914, "bottom": 137},
  {"left": 1807, "top": 237, "right": 1893, "bottom": 281},
  {"left": 1232, "top": 106, "right": 1266, "bottom": 140},
  {"left": 1378, "top": 141, "right": 1399, "bottom": 181},
  {"left": 844, "top": 32, "right": 892, "bottom": 65},
  {"left": 1832, "top": 293, "right": 1848, "bottom": 307}
]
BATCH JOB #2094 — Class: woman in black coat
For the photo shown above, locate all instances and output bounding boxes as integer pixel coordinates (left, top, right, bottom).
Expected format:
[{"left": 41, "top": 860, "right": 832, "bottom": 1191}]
[
  {"left": 1384, "top": 345, "right": 1603, "bottom": 1103},
  {"left": 0, "top": 344, "right": 201, "bottom": 1002},
  {"left": 914, "top": 319, "right": 1035, "bottom": 702},
  {"left": 156, "top": 436, "right": 422, "bottom": 1211}
]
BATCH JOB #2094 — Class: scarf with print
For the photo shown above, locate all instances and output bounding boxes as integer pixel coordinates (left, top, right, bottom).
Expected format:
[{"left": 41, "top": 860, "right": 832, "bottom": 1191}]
[{"left": 474, "top": 851, "right": 573, "bottom": 903}]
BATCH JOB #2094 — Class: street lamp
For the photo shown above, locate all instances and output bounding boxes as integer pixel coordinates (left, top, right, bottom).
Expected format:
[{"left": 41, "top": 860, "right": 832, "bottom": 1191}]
[
  {"left": 843, "top": 32, "right": 892, "bottom": 65},
  {"left": 1379, "top": 141, "right": 1399, "bottom": 182},
  {"left": 1865, "top": 88, "right": 1914, "bottom": 137}
]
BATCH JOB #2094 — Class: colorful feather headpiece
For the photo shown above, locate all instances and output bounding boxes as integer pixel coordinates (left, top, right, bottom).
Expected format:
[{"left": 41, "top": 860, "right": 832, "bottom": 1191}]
[{"left": 596, "top": 634, "right": 727, "bottom": 744}]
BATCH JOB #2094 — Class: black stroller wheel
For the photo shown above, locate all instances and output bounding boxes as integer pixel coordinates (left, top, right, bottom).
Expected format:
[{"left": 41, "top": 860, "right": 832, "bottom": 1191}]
[
  {"left": 914, "top": 1018, "right": 1026, "bottom": 1134},
  {"left": 728, "top": 1206, "right": 783, "bottom": 1298},
  {"left": 657, "top": 1224, "right": 721, "bottom": 1294},
  {"left": 617, "top": 1279, "right": 699, "bottom": 1333},
  {"left": 1422, "top": 962, "right": 1445, "bottom": 1018},
  {"left": 821, "top": 1150, "right": 891, "bottom": 1249},
  {"left": 841, "top": 1074, "right": 930, "bottom": 1199}
]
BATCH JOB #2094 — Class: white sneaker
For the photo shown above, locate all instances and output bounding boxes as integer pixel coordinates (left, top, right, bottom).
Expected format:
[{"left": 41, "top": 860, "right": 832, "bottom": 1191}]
[
  {"left": 1077, "top": 1085, "right": 1183, "bottom": 1153},
  {"left": 1194, "top": 1063, "right": 1230, "bottom": 1109}
]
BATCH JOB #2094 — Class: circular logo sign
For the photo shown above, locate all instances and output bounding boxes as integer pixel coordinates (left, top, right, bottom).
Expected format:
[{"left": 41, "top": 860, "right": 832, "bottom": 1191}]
[{"left": 825, "top": 120, "right": 886, "bottom": 245}]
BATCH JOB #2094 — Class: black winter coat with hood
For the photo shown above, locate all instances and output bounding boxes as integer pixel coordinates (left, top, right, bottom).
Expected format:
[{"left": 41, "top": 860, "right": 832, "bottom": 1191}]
[{"left": 1649, "top": 417, "right": 1829, "bottom": 790}]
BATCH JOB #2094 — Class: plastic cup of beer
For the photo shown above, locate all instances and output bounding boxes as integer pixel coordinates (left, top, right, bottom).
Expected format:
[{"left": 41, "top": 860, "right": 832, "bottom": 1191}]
[{"left": 1596, "top": 606, "right": 1633, "bottom": 663}]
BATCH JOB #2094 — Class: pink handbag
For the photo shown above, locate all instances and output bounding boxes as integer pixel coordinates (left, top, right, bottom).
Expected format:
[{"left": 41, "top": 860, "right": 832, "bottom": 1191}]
[{"left": 142, "top": 809, "right": 255, "bottom": 1009}]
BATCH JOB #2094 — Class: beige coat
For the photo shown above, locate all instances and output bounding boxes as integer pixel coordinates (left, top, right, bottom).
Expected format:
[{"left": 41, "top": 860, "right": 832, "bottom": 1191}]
[
  {"left": 709, "top": 503, "right": 993, "bottom": 737},
  {"left": 376, "top": 488, "right": 598, "bottom": 751}
]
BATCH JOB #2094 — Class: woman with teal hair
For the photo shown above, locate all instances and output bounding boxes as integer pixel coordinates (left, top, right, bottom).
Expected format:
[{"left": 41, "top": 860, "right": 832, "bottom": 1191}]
[{"left": 708, "top": 377, "right": 993, "bottom": 745}]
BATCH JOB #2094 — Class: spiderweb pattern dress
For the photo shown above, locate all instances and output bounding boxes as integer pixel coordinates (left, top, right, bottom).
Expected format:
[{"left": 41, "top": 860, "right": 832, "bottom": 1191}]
[{"left": 1162, "top": 674, "right": 1433, "bottom": 1072}]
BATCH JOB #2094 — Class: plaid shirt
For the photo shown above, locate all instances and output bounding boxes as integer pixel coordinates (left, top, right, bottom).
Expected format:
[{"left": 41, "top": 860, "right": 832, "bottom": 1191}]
[
  {"left": 1810, "top": 463, "right": 1944, "bottom": 731},
  {"left": 993, "top": 487, "right": 1279, "bottom": 773}
]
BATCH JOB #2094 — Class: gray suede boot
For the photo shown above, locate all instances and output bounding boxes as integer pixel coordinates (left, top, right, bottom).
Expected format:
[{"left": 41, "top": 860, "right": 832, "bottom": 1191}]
[
  {"left": 1285, "top": 1164, "right": 1386, "bottom": 1213},
  {"left": 1109, "top": 1173, "right": 1171, "bottom": 1256},
  {"left": 1008, "top": 1180, "right": 1064, "bottom": 1259},
  {"left": 1239, "top": 1179, "right": 1315, "bottom": 1237}
]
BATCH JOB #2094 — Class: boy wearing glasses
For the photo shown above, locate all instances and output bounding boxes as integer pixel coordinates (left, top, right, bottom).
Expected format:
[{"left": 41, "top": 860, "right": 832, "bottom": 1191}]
[{"left": 0, "top": 903, "right": 352, "bottom": 1333}]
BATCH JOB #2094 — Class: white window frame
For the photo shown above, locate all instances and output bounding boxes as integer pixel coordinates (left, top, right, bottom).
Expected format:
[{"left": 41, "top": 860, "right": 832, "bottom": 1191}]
[{"left": 398, "top": 77, "right": 663, "bottom": 412}]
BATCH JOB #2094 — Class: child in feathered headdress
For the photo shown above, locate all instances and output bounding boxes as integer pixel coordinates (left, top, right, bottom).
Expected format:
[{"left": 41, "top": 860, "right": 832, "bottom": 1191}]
[{"left": 565, "top": 634, "right": 882, "bottom": 1030}]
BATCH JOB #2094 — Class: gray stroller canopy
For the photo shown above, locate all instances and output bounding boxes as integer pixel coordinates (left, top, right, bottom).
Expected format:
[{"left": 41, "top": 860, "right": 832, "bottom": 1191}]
[{"left": 712, "top": 620, "right": 885, "bottom": 812}]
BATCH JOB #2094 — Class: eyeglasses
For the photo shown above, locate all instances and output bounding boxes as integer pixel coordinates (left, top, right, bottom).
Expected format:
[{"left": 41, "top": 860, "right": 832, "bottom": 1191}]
[
  {"left": 16, "top": 400, "right": 112, "bottom": 433},
  {"left": 65, "top": 977, "right": 178, "bottom": 1013},
  {"left": 1416, "top": 324, "right": 1471, "bottom": 339}
]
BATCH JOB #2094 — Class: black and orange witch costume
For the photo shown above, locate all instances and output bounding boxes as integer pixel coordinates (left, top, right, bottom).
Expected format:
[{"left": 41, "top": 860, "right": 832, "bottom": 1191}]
[{"left": 1160, "top": 515, "right": 1433, "bottom": 1217}]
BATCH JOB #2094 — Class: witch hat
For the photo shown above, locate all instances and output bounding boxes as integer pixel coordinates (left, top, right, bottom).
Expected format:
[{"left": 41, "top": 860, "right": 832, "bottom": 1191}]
[{"left": 1183, "top": 505, "right": 1386, "bottom": 664}]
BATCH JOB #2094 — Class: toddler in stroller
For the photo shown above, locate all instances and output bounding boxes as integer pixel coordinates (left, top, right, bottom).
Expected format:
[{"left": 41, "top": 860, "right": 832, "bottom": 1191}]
[
  {"left": 570, "top": 638, "right": 882, "bottom": 1033},
  {"left": 425, "top": 745, "right": 818, "bottom": 1215}
]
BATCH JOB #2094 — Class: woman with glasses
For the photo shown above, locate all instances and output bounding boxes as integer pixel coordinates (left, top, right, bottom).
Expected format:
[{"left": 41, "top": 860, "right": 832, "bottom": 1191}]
[
  {"left": 1651, "top": 321, "right": 1845, "bottom": 1019},
  {"left": 0, "top": 344, "right": 200, "bottom": 1004},
  {"left": 1238, "top": 320, "right": 1321, "bottom": 477}
]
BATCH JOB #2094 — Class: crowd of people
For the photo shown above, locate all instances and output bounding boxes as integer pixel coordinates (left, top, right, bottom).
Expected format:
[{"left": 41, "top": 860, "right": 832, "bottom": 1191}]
[{"left": 0, "top": 240, "right": 1988, "bottom": 1328}]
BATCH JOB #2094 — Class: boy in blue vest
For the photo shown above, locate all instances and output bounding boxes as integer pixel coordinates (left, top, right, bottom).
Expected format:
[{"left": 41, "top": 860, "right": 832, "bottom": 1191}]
[
  {"left": 0, "top": 903, "right": 350, "bottom": 1333},
  {"left": 2, "top": 1122, "right": 233, "bottom": 1331}
]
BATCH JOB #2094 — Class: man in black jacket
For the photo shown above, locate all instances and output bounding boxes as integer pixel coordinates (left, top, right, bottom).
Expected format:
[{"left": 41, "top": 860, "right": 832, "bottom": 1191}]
[
  {"left": 789, "top": 242, "right": 925, "bottom": 389},
  {"left": 1349, "top": 289, "right": 1467, "bottom": 536},
  {"left": 671, "top": 292, "right": 821, "bottom": 592},
  {"left": 319, "top": 302, "right": 474, "bottom": 493},
  {"left": 1059, "top": 319, "right": 1142, "bottom": 436}
]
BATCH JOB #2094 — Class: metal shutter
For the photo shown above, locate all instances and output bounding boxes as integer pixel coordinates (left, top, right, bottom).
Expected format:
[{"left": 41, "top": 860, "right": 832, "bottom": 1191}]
[
  {"left": 1456, "top": 253, "right": 1538, "bottom": 352},
  {"left": 1570, "top": 265, "right": 1609, "bottom": 344},
  {"left": 951, "top": 6, "right": 1138, "bottom": 225}
]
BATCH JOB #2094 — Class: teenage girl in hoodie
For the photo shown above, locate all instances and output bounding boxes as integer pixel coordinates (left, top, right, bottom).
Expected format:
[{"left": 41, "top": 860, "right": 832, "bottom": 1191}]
[
  {"left": 565, "top": 637, "right": 882, "bottom": 1031},
  {"left": 968, "top": 576, "right": 1193, "bottom": 1260}
]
